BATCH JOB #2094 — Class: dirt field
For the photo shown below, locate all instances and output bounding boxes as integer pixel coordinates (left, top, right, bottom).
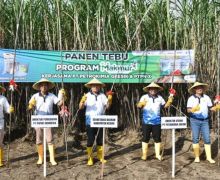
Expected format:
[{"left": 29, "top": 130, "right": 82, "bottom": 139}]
[{"left": 0, "top": 129, "right": 220, "bottom": 180}]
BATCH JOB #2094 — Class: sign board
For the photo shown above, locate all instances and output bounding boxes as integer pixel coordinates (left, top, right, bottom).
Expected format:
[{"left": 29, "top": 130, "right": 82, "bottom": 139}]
[
  {"left": 161, "top": 117, "right": 187, "bottom": 129},
  {"left": 31, "top": 115, "right": 58, "bottom": 128},
  {"left": 90, "top": 115, "right": 118, "bottom": 128},
  {"left": 0, "top": 49, "right": 195, "bottom": 83}
]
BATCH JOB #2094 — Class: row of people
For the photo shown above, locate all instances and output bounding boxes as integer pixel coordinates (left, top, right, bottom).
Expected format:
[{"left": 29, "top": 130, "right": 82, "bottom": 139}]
[
  {"left": 137, "top": 81, "right": 220, "bottom": 164},
  {"left": 0, "top": 78, "right": 219, "bottom": 167}
]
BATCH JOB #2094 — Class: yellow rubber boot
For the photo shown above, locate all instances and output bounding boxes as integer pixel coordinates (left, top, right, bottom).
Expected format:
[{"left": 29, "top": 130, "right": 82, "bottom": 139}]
[
  {"left": 141, "top": 142, "right": 148, "bottom": 160},
  {"left": 0, "top": 148, "right": 4, "bottom": 167},
  {"left": 48, "top": 144, "right": 57, "bottom": 166},
  {"left": 97, "top": 146, "right": 107, "bottom": 163},
  {"left": 36, "top": 144, "right": 43, "bottom": 165},
  {"left": 87, "top": 147, "right": 94, "bottom": 166},
  {"left": 192, "top": 144, "right": 200, "bottom": 163},
  {"left": 155, "top": 143, "right": 162, "bottom": 161},
  {"left": 204, "top": 144, "right": 215, "bottom": 164}
]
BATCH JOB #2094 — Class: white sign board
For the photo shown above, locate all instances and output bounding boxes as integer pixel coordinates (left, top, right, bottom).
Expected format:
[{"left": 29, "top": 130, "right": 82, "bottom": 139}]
[
  {"left": 161, "top": 117, "right": 187, "bottom": 129},
  {"left": 91, "top": 115, "right": 118, "bottom": 128},
  {"left": 31, "top": 115, "right": 58, "bottom": 128}
]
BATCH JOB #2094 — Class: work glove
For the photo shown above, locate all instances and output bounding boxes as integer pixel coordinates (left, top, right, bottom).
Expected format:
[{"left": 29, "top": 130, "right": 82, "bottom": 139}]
[
  {"left": 137, "top": 101, "right": 147, "bottom": 108},
  {"left": 9, "top": 105, "right": 14, "bottom": 113},
  {"left": 212, "top": 104, "right": 220, "bottom": 111},
  {"left": 58, "top": 88, "right": 67, "bottom": 101},
  {"left": 106, "top": 90, "right": 114, "bottom": 105},
  {"left": 191, "top": 105, "right": 200, "bottom": 113},
  {"left": 212, "top": 95, "right": 220, "bottom": 111},
  {"left": 164, "top": 88, "right": 176, "bottom": 108},
  {"left": 80, "top": 94, "right": 87, "bottom": 104},
  {"left": 165, "top": 97, "right": 174, "bottom": 108},
  {"left": 28, "top": 98, "right": 36, "bottom": 110}
]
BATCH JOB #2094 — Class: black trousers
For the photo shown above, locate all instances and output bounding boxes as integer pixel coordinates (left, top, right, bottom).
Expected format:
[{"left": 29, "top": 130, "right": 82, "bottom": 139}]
[
  {"left": 142, "top": 124, "right": 161, "bottom": 143},
  {"left": 86, "top": 126, "right": 103, "bottom": 147}
]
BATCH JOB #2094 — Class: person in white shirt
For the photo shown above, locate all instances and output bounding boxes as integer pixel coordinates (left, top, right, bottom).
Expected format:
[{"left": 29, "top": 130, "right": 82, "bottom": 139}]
[
  {"left": 187, "top": 82, "right": 220, "bottom": 164},
  {"left": 28, "top": 78, "right": 65, "bottom": 166},
  {"left": 79, "top": 78, "right": 113, "bottom": 166},
  {"left": 0, "top": 85, "right": 14, "bottom": 167},
  {"left": 137, "top": 82, "right": 174, "bottom": 161}
]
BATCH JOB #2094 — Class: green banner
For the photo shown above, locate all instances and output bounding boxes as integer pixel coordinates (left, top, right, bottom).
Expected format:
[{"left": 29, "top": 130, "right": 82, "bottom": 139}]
[{"left": 0, "top": 49, "right": 195, "bottom": 83}]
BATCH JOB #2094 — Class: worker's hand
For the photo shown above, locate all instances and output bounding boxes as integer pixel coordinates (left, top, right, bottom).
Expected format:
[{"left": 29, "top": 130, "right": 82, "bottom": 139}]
[
  {"left": 137, "top": 101, "right": 147, "bottom": 108},
  {"left": 28, "top": 98, "right": 36, "bottom": 110},
  {"left": 165, "top": 96, "right": 174, "bottom": 108},
  {"left": 9, "top": 105, "right": 14, "bottom": 113},
  {"left": 211, "top": 104, "right": 220, "bottom": 111},
  {"left": 106, "top": 90, "right": 114, "bottom": 105},
  {"left": 191, "top": 105, "right": 200, "bottom": 113},
  {"left": 58, "top": 88, "right": 67, "bottom": 101},
  {"left": 80, "top": 94, "right": 87, "bottom": 104}
]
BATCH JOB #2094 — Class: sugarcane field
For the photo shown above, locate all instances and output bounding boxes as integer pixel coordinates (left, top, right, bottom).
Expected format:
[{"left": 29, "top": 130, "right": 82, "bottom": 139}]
[{"left": 0, "top": 0, "right": 220, "bottom": 180}]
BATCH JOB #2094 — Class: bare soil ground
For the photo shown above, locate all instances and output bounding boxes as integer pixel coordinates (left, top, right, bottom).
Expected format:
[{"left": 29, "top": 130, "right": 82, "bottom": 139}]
[{"left": 0, "top": 129, "right": 220, "bottom": 180}]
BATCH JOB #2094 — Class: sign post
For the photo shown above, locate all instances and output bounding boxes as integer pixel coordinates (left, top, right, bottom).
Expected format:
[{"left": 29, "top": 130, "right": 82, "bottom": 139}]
[
  {"left": 43, "top": 128, "right": 46, "bottom": 177},
  {"left": 161, "top": 116, "right": 187, "bottom": 178},
  {"left": 101, "top": 127, "right": 105, "bottom": 179},
  {"left": 91, "top": 115, "right": 118, "bottom": 179},
  {"left": 172, "top": 129, "right": 175, "bottom": 178},
  {"left": 31, "top": 115, "right": 58, "bottom": 177}
]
